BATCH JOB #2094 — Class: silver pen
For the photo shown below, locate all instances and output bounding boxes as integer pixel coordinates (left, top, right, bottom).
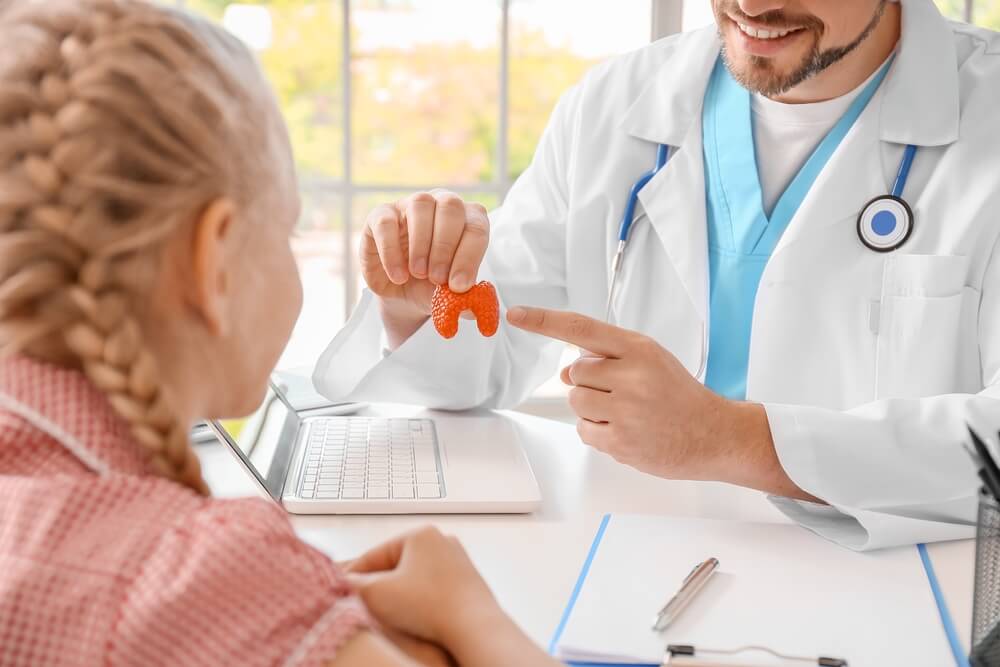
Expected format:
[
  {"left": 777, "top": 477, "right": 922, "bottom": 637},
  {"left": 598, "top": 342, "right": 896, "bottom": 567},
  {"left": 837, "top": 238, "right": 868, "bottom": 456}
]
[{"left": 651, "top": 557, "right": 719, "bottom": 632}]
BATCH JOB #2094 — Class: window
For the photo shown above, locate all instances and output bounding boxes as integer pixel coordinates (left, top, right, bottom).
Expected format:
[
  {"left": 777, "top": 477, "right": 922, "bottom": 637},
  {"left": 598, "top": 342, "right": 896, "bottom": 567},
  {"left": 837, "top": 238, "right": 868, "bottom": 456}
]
[
  {"left": 936, "top": 0, "right": 1000, "bottom": 26},
  {"left": 681, "top": 0, "right": 714, "bottom": 31},
  {"left": 179, "top": 0, "right": 671, "bottom": 373}
]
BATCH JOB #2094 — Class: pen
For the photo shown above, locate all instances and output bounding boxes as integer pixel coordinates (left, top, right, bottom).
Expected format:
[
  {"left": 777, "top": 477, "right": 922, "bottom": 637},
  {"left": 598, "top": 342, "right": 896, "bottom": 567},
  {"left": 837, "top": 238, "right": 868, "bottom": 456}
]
[{"left": 652, "top": 557, "right": 719, "bottom": 632}]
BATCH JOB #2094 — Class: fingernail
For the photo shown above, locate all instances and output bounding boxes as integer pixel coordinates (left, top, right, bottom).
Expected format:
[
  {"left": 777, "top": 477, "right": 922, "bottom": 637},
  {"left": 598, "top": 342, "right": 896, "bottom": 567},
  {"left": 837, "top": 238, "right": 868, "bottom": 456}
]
[
  {"left": 431, "top": 264, "right": 449, "bottom": 285},
  {"left": 507, "top": 306, "right": 526, "bottom": 323},
  {"left": 450, "top": 272, "right": 469, "bottom": 292},
  {"left": 390, "top": 268, "right": 408, "bottom": 284},
  {"left": 413, "top": 258, "right": 427, "bottom": 277}
]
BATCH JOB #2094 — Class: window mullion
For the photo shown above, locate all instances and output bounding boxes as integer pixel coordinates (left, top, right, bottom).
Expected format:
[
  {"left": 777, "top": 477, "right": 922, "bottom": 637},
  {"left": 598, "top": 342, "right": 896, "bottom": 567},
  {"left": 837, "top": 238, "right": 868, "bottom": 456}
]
[
  {"left": 341, "top": 0, "right": 355, "bottom": 321},
  {"left": 651, "top": 0, "right": 683, "bottom": 40},
  {"left": 498, "top": 0, "right": 511, "bottom": 196}
]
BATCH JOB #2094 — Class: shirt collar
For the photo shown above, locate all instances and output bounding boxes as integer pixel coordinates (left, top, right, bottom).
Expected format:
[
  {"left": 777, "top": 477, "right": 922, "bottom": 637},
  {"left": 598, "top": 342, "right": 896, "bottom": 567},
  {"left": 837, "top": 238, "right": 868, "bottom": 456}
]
[
  {"left": 0, "top": 355, "right": 150, "bottom": 476},
  {"left": 621, "top": 0, "right": 960, "bottom": 149}
]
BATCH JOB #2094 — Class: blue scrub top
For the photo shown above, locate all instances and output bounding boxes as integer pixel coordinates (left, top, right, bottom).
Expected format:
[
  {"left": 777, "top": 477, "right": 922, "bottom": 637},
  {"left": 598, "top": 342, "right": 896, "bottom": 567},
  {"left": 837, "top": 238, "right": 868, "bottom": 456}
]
[{"left": 702, "top": 57, "right": 893, "bottom": 400}]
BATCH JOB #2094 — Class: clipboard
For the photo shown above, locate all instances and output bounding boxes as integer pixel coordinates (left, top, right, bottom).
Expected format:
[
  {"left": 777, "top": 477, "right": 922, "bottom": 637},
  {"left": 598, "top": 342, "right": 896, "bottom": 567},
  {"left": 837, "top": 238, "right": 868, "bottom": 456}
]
[
  {"left": 549, "top": 515, "right": 964, "bottom": 667},
  {"left": 662, "top": 644, "right": 846, "bottom": 667}
]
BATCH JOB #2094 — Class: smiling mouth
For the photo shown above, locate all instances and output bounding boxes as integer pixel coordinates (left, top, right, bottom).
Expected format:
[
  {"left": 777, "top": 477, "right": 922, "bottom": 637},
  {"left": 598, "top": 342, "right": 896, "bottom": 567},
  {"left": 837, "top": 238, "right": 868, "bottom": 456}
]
[{"left": 734, "top": 20, "right": 805, "bottom": 40}]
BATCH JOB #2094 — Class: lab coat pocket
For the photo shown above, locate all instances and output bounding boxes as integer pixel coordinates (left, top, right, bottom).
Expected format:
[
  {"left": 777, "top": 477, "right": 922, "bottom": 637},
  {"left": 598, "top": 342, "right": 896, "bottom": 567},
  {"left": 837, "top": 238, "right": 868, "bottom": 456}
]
[
  {"left": 875, "top": 254, "right": 973, "bottom": 399},
  {"left": 879, "top": 253, "right": 968, "bottom": 298}
]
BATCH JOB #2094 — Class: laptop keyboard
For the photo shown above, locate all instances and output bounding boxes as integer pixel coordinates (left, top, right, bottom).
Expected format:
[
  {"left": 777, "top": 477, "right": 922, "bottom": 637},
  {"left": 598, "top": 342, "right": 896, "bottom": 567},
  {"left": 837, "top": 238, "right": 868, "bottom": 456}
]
[{"left": 297, "top": 418, "right": 445, "bottom": 500}]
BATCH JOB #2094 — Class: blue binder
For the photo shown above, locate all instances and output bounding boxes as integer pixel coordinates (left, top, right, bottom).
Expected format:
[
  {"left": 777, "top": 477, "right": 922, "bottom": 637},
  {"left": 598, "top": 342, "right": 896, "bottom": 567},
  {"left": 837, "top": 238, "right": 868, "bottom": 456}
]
[{"left": 549, "top": 514, "right": 969, "bottom": 667}]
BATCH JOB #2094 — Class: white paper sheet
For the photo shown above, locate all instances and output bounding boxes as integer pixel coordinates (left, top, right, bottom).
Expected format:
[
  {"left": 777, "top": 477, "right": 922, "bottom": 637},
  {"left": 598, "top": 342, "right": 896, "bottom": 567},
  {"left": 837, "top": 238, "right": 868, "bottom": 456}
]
[{"left": 554, "top": 515, "right": 955, "bottom": 667}]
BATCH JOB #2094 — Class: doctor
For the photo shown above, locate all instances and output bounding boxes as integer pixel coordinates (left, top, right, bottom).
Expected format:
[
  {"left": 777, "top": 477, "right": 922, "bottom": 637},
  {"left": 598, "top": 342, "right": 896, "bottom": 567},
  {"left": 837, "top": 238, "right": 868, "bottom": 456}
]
[{"left": 317, "top": 0, "right": 1000, "bottom": 550}]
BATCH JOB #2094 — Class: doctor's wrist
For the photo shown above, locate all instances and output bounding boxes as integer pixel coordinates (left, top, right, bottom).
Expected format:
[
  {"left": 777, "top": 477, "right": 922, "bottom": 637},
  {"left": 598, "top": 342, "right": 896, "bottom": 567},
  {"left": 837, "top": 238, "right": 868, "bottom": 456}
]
[
  {"left": 715, "top": 401, "right": 821, "bottom": 503},
  {"left": 378, "top": 298, "right": 430, "bottom": 351}
]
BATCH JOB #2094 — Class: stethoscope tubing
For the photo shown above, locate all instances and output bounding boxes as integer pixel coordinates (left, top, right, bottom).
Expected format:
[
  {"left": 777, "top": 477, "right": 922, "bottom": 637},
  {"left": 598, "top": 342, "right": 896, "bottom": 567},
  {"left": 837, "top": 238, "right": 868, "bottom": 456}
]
[
  {"left": 618, "top": 144, "right": 671, "bottom": 243},
  {"left": 892, "top": 144, "right": 918, "bottom": 198},
  {"left": 606, "top": 141, "right": 918, "bottom": 372},
  {"left": 605, "top": 145, "right": 672, "bottom": 322}
]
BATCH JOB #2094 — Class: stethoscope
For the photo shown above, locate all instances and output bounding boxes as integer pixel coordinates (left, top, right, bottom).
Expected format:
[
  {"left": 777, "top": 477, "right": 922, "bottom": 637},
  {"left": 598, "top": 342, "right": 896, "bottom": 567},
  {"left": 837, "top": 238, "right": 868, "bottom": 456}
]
[
  {"left": 605, "top": 144, "right": 671, "bottom": 322},
  {"left": 605, "top": 142, "right": 919, "bottom": 323}
]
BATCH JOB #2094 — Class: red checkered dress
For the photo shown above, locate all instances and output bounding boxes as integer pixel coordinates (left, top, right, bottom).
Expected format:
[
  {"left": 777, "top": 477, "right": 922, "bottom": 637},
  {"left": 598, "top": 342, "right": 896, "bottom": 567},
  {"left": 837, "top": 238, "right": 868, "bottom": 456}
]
[{"left": 0, "top": 357, "right": 370, "bottom": 666}]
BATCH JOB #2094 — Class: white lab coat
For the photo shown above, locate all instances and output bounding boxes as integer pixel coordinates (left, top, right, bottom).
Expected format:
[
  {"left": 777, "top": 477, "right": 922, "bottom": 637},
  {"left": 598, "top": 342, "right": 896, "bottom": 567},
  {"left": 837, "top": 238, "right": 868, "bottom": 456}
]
[{"left": 316, "top": 0, "right": 1000, "bottom": 550}]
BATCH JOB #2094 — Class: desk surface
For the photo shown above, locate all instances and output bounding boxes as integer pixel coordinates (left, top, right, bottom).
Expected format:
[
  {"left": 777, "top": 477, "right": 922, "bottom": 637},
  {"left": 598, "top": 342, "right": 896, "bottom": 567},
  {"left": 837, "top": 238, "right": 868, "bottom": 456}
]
[{"left": 197, "top": 406, "right": 975, "bottom": 654}]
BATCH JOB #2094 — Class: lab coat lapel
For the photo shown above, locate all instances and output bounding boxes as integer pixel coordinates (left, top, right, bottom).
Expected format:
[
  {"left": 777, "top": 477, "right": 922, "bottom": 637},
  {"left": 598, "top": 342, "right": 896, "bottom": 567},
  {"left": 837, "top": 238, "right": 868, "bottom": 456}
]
[
  {"left": 772, "top": 0, "right": 960, "bottom": 256},
  {"left": 619, "top": 26, "right": 720, "bottom": 325},
  {"left": 637, "top": 122, "right": 709, "bottom": 324}
]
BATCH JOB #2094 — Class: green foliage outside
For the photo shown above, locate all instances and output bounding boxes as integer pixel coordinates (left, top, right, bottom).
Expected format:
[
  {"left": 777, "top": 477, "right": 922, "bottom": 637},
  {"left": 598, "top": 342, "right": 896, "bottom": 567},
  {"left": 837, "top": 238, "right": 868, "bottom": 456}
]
[{"left": 184, "top": 0, "right": 600, "bottom": 190}]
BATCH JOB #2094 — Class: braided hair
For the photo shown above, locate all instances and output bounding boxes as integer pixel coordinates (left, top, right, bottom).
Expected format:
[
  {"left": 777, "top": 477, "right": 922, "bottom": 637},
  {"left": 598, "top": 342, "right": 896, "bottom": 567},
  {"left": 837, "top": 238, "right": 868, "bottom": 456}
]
[{"left": 0, "top": 0, "right": 279, "bottom": 493}]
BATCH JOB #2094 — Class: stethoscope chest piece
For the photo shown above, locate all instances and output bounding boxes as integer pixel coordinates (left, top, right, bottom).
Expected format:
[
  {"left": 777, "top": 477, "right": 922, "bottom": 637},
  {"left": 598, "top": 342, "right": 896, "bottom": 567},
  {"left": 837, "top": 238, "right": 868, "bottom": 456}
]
[{"left": 857, "top": 194, "right": 913, "bottom": 253}]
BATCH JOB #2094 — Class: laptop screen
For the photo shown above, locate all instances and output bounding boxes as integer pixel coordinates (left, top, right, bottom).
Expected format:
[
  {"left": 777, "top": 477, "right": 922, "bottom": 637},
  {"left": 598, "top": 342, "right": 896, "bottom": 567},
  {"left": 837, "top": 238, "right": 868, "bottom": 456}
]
[{"left": 213, "top": 382, "right": 300, "bottom": 499}]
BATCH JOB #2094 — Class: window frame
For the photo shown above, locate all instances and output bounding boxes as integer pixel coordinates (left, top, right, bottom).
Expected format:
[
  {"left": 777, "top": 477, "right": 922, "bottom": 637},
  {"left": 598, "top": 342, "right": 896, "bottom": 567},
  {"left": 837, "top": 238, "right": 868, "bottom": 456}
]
[{"left": 179, "top": 0, "right": 682, "bottom": 320}]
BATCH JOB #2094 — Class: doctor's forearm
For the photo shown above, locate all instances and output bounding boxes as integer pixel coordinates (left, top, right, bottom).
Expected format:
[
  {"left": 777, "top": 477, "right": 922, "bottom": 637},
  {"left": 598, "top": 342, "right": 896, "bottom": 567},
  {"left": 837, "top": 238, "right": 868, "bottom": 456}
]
[{"left": 720, "top": 402, "right": 824, "bottom": 504}]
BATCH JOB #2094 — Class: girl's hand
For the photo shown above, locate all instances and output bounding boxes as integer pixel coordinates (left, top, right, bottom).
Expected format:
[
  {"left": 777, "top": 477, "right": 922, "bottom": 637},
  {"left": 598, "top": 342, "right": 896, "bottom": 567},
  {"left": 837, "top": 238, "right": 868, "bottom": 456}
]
[{"left": 345, "top": 526, "right": 503, "bottom": 647}]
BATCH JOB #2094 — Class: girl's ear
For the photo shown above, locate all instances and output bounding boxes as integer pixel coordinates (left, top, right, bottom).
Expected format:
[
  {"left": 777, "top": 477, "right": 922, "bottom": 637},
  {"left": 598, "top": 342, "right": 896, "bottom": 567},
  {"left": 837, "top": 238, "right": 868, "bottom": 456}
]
[{"left": 188, "top": 198, "right": 237, "bottom": 337}]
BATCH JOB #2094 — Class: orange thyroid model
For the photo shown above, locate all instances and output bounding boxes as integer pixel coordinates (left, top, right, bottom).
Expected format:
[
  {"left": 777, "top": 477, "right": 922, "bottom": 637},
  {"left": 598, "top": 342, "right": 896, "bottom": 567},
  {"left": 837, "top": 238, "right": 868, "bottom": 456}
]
[{"left": 431, "top": 281, "right": 500, "bottom": 339}]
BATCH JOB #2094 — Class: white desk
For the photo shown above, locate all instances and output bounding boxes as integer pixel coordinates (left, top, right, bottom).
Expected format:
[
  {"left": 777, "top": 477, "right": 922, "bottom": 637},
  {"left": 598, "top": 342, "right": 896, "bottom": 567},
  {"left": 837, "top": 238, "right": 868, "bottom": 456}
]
[{"left": 197, "top": 406, "right": 976, "bottom": 654}]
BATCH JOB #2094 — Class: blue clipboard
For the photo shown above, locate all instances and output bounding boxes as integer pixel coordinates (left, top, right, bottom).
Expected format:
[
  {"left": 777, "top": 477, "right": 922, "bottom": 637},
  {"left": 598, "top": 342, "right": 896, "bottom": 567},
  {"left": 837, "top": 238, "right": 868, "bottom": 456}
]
[{"left": 549, "top": 514, "right": 969, "bottom": 667}]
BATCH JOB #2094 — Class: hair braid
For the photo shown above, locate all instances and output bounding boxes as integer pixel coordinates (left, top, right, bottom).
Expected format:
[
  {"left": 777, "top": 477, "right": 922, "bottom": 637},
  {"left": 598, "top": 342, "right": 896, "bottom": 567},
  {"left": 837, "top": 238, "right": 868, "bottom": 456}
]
[{"left": 0, "top": 0, "right": 275, "bottom": 494}]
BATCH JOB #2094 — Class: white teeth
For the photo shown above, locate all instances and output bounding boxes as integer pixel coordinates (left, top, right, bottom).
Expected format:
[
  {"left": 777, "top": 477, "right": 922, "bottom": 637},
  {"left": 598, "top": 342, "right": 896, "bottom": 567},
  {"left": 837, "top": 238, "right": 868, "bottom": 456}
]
[{"left": 737, "top": 21, "right": 796, "bottom": 40}]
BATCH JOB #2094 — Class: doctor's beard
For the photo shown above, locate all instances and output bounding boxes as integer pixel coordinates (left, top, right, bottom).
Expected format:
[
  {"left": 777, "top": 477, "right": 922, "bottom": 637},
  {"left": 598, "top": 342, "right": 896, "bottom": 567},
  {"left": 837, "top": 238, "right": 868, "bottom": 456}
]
[{"left": 714, "top": 0, "right": 888, "bottom": 98}]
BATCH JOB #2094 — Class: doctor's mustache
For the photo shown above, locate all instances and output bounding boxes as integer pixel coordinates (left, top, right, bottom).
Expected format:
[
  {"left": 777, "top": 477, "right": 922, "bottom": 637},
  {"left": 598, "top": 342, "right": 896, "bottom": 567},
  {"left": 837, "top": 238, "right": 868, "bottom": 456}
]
[{"left": 712, "top": 0, "right": 825, "bottom": 34}]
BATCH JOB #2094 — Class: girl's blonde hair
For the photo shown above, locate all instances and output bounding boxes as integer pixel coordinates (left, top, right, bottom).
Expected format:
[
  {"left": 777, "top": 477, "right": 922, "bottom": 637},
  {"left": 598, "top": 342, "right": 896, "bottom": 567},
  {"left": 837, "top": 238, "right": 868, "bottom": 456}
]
[{"left": 0, "top": 0, "right": 280, "bottom": 493}]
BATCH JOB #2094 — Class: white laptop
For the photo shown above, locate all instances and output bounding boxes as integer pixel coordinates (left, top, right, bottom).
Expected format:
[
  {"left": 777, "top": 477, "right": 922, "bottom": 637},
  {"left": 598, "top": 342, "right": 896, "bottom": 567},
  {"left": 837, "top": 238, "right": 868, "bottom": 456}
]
[{"left": 208, "top": 381, "right": 542, "bottom": 514}]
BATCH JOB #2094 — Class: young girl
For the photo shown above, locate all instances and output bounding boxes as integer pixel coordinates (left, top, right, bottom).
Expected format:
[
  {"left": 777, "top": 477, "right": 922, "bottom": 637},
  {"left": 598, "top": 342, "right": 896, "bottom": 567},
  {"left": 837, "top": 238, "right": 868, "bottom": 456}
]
[{"left": 0, "top": 1, "right": 557, "bottom": 664}]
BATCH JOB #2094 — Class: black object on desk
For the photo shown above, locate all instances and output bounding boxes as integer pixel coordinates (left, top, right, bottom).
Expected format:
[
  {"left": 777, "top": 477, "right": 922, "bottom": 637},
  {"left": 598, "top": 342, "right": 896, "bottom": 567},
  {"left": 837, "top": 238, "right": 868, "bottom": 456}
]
[
  {"left": 969, "top": 426, "right": 1000, "bottom": 501},
  {"left": 969, "top": 426, "right": 1000, "bottom": 667}
]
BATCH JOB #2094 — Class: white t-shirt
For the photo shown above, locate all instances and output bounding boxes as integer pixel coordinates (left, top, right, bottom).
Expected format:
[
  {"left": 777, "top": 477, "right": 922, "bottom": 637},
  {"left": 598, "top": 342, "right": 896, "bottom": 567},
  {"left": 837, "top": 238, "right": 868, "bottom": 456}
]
[{"left": 751, "top": 65, "right": 885, "bottom": 216}]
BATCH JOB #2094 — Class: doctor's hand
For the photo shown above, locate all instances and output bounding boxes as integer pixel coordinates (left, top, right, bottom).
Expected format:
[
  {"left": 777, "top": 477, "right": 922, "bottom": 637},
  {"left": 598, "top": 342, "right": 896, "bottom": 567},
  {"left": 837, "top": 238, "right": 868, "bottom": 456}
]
[
  {"left": 506, "top": 306, "right": 819, "bottom": 501},
  {"left": 361, "top": 192, "right": 490, "bottom": 349}
]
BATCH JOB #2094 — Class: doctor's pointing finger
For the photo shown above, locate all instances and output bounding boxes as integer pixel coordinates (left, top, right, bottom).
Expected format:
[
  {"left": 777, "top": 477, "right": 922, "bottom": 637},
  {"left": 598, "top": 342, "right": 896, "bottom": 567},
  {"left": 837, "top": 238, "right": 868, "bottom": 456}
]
[{"left": 505, "top": 306, "right": 816, "bottom": 502}]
